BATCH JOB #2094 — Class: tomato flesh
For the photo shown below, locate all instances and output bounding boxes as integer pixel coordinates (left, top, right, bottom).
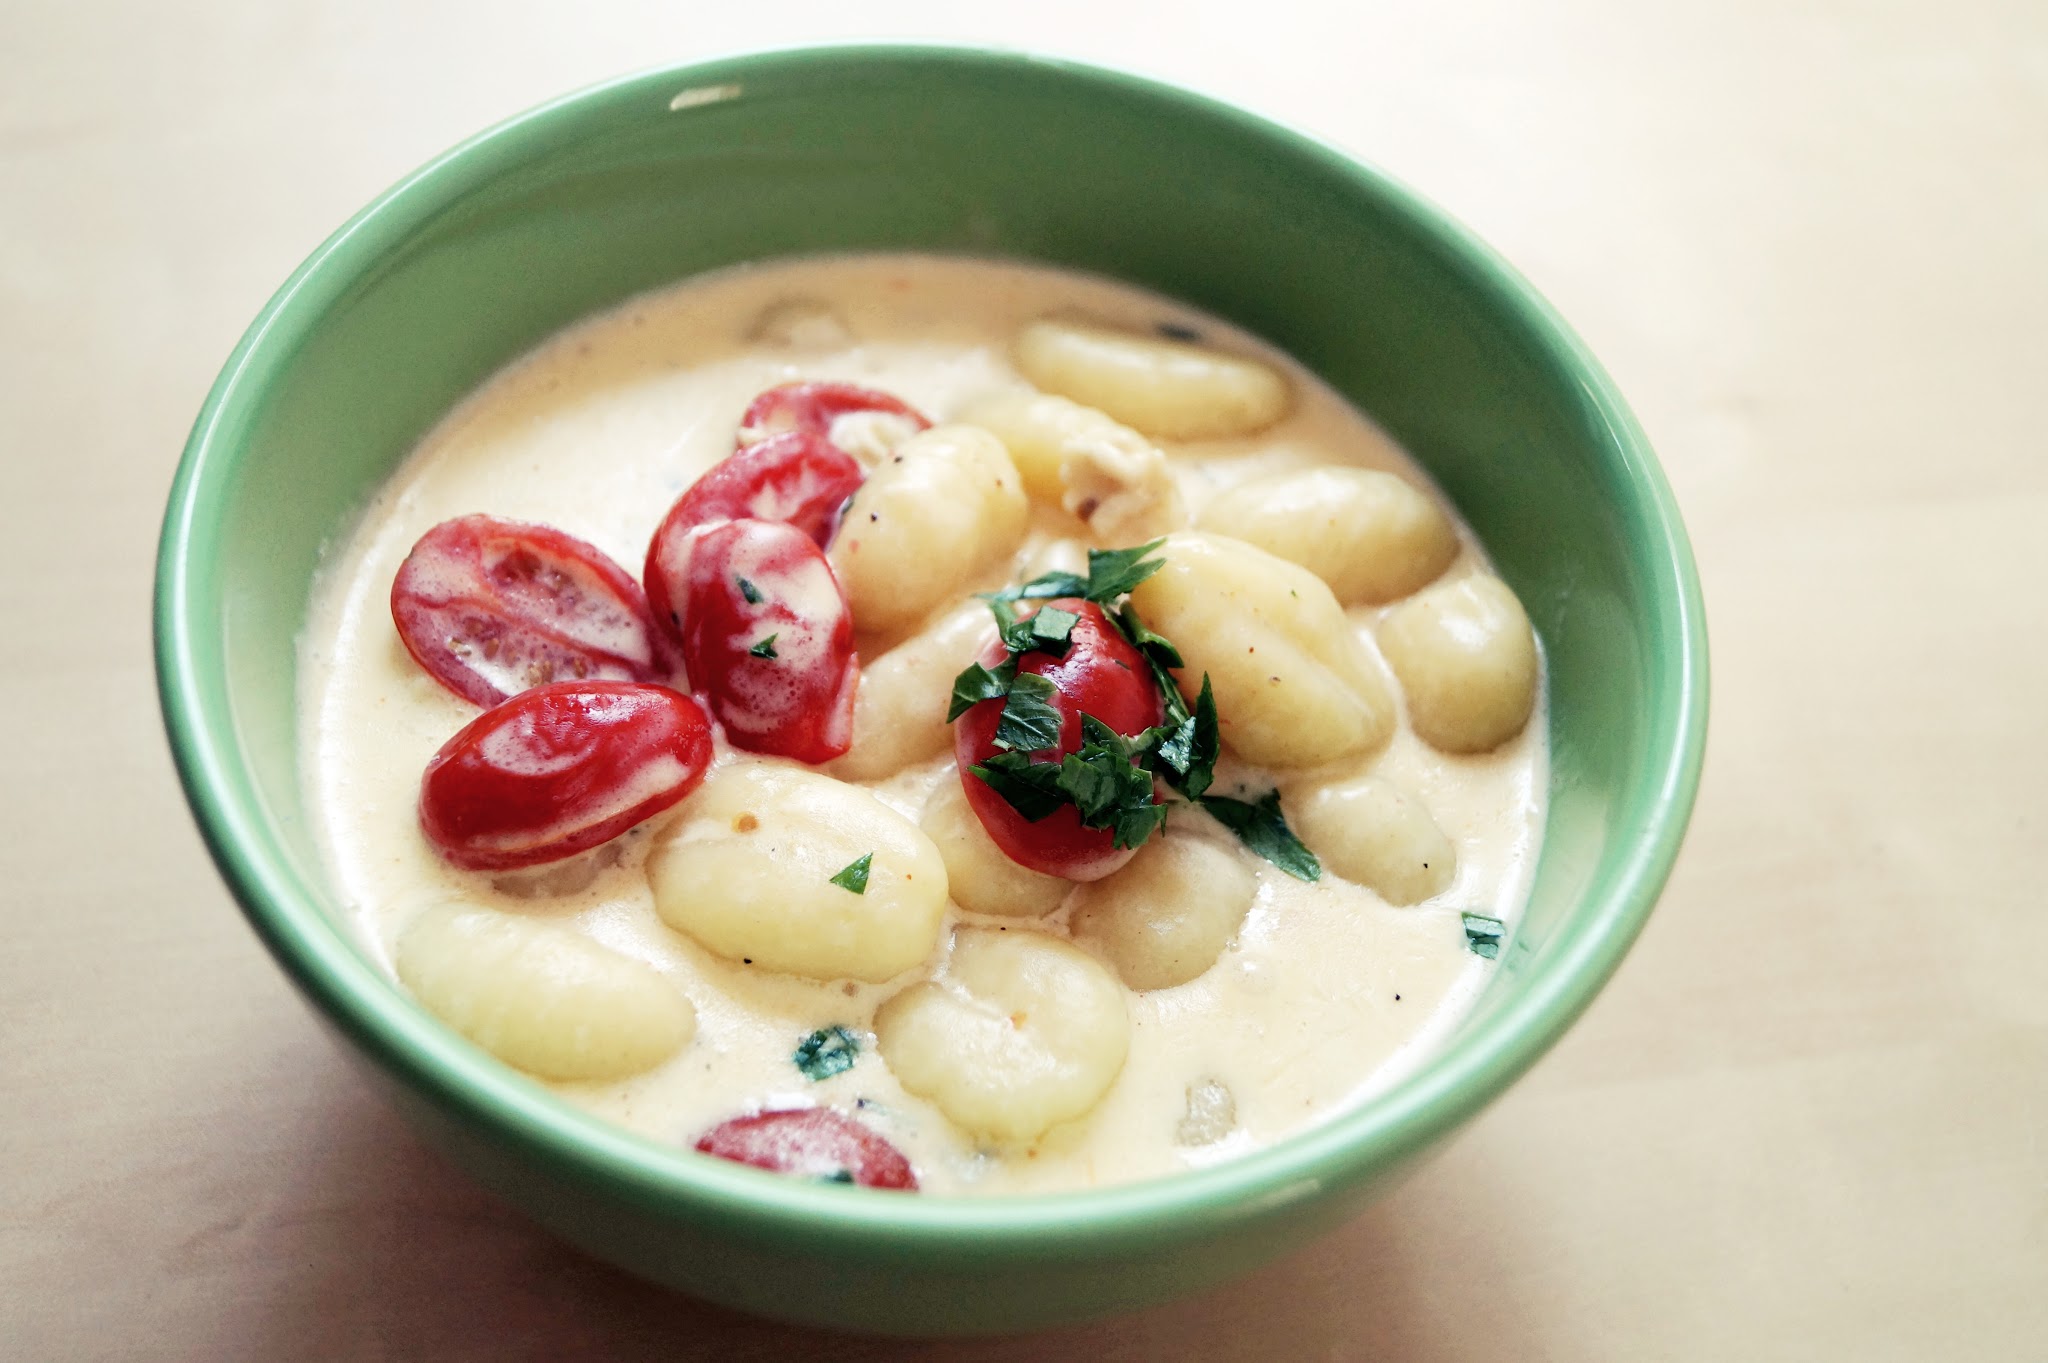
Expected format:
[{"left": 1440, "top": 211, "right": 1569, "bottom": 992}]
[
  {"left": 646, "top": 429, "right": 862, "bottom": 558},
  {"left": 652, "top": 518, "right": 858, "bottom": 764},
  {"left": 391, "top": 514, "right": 660, "bottom": 708},
  {"left": 737, "top": 381, "right": 930, "bottom": 454},
  {"left": 418, "top": 681, "right": 713, "bottom": 871},
  {"left": 954, "top": 599, "right": 1165, "bottom": 882},
  {"left": 695, "top": 1108, "right": 918, "bottom": 1190}
]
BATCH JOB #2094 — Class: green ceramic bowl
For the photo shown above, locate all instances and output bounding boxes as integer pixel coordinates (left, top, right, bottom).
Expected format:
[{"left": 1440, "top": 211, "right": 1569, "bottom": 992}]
[{"left": 154, "top": 45, "right": 1706, "bottom": 1335}]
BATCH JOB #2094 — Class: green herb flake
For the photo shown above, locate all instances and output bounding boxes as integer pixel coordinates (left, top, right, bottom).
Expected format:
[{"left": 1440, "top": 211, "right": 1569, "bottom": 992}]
[
  {"left": 1154, "top": 675, "right": 1219, "bottom": 798},
  {"left": 1462, "top": 913, "right": 1507, "bottom": 959},
  {"left": 1110, "top": 800, "right": 1172, "bottom": 850},
  {"left": 970, "top": 752, "right": 1069, "bottom": 821},
  {"left": 1043, "top": 716, "right": 1165, "bottom": 847},
  {"left": 735, "top": 576, "right": 764, "bottom": 605},
  {"left": 982, "top": 596, "right": 1077, "bottom": 660},
  {"left": 1084, "top": 540, "right": 1168, "bottom": 603},
  {"left": 984, "top": 570, "right": 1090, "bottom": 605},
  {"left": 1200, "top": 790, "right": 1322, "bottom": 881},
  {"left": 749, "top": 634, "right": 780, "bottom": 659},
  {"left": 947, "top": 657, "right": 1018, "bottom": 722},
  {"left": 828, "top": 853, "right": 874, "bottom": 894},
  {"left": 1116, "top": 601, "right": 1183, "bottom": 669},
  {"left": 991, "top": 671, "right": 1064, "bottom": 753},
  {"left": 1113, "top": 600, "right": 1191, "bottom": 729},
  {"left": 1031, "top": 606, "right": 1080, "bottom": 647},
  {"left": 819, "top": 1167, "right": 857, "bottom": 1184},
  {"left": 792, "top": 1025, "right": 861, "bottom": 1081}
]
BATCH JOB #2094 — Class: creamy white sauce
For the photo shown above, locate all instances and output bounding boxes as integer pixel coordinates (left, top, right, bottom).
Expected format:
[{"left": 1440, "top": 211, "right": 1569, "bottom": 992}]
[{"left": 298, "top": 254, "right": 1546, "bottom": 1195}]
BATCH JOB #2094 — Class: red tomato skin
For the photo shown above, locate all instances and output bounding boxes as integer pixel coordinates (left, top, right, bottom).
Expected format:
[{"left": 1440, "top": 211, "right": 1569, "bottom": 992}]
[
  {"left": 954, "top": 599, "right": 1165, "bottom": 882},
  {"left": 737, "top": 381, "right": 931, "bottom": 452},
  {"left": 390, "top": 514, "right": 660, "bottom": 708},
  {"left": 418, "top": 681, "right": 713, "bottom": 872},
  {"left": 660, "top": 518, "right": 857, "bottom": 764},
  {"left": 695, "top": 1108, "right": 918, "bottom": 1190},
  {"left": 644, "top": 431, "right": 863, "bottom": 585}
]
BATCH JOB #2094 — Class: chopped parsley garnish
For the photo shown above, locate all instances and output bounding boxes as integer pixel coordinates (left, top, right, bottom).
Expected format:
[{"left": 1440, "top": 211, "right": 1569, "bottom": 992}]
[
  {"left": 968, "top": 751, "right": 1070, "bottom": 821},
  {"left": 947, "top": 657, "right": 1018, "bottom": 722},
  {"left": 735, "top": 576, "right": 764, "bottom": 604},
  {"left": 1060, "top": 716, "right": 1171, "bottom": 848},
  {"left": 991, "top": 671, "right": 1064, "bottom": 753},
  {"left": 1030, "top": 605, "right": 1079, "bottom": 647},
  {"left": 749, "top": 634, "right": 779, "bottom": 659},
  {"left": 949, "top": 540, "right": 1292, "bottom": 868},
  {"left": 980, "top": 538, "right": 1167, "bottom": 611},
  {"left": 1151, "top": 673, "right": 1219, "bottom": 800},
  {"left": 1081, "top": 540, "right": 1170, "bottom": 602},
  {"left": 995, "top": 571, "right": 1089, "bottom": 603},
  {"left": 1199, "top": 791, "right": 1321, "bottom": 881},
  {"left": 1117, "top": 600, "right": 1184, "bottom": 670},
  {"left": 828, "top": 853, "right": 874, "bottom": 894},
  {"left": 1462, "top": 913, "right": 1506, "bottom": 959},
  {"left": 792, "top": 1025, "right": 861, "bottom": 1081},
  {"left": 820, "top": 1168, "right": 857, "bottom": 1184}
]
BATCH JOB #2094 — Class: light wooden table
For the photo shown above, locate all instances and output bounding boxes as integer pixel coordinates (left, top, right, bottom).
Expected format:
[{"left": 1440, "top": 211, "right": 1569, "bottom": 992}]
[{"left": 6, "top": 3, "right": 2042, "bottom": 1357}]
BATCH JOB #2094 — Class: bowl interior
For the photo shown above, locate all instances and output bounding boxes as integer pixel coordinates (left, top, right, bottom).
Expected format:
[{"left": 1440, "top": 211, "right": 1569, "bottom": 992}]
[{"left": 157, "top": 47, "right": 1706, "bottom": 1330}]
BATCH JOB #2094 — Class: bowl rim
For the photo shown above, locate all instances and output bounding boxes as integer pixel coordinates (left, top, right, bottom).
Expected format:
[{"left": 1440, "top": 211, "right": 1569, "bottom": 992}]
[{"left": 154, "top": 42, "right": 1708, "bottom": 1251}]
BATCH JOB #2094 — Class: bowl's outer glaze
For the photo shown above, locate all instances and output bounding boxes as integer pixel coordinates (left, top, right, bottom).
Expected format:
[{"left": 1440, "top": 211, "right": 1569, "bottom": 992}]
[{"left": 155, "top": 46, "right": 1707, "bottom": 1334}]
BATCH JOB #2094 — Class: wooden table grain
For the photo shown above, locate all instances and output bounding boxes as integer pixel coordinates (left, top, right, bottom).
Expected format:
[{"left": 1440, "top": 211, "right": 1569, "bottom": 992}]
[{"left": 5, "top": 2, "right": 2042, "bottom": 1357}]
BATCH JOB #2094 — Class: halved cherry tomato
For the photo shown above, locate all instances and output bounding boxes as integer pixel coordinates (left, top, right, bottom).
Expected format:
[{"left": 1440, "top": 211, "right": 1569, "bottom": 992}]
[
  {"left": 954, "top": 599, "right": 1165, "bottom": 882},
  {"left": 695, "top": 1108, "right": 918, "bottom": 1190},
  {"left": 391, "top": 514, "right": 660, "bottom": 708},
  {"left": 737, "top": 381, "right": 930, "bottom": 454},
  {"left": 643, "top": 430, "right": 863, "bottom": 606},
  {"left": 653, "top": 518, "right": 857, "bottom": 764},
  {"left": 418, "top": 681, "right": 712, "bottom": 871}
]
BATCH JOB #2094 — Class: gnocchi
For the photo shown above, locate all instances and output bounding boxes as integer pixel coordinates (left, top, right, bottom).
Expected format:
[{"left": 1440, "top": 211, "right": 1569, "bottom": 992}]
[
  {"left": 647, "top": 765, "right": 950, "bottom": 982},
  {"left": 1291, "top": 776, "right": 1457, "bottom": 905},
  {"left": 1196, "top": 467, "right": 1459, "bottom": 605},
  {"left": 1127, "top": 532, "right": 1396, "bottom": 767},
  {"left": 1377, "top": 575, "right": 1540, "bottom": 753},
  {"left": 828, "top": 425, "right": 1028, "bottom": 637},
  {"left": 1013, "top": 319, "right": 1290, "bottom": 440},
  {"left": 874, "top": 927, "right": 1130, "bottom": 1144},
  {"left": 395, "top": 904, "right": 695, "bottom": 1082},
  {"left": 919, "top": 775, "right": 1070, "bottom": 919},
  {"left": 954, "top": 389, "right": 1187, "bottom": 541},
  {"left": 1070, "top": 831, "right": 1256, "bottom": 989},
  {"left": 830, "top": 601, "right": 994, "bottom": 782}
]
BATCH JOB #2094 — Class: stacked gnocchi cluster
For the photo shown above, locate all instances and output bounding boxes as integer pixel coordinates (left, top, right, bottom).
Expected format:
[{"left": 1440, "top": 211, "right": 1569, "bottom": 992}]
[{"left": 380, "top": 314, "right": 1541, "bottom": 1189}]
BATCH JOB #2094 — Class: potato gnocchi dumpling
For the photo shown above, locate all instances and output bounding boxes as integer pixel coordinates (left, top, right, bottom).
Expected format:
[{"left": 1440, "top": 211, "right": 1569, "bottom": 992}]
[
  {"left": 954, "top": 389, "right": 1187, "bottom": 541},
  {"left": 647, "top": 765, "right": 949, "bottom": 982},
  {"left": 1196, "top": 467, "right": 1459, "bottom": 605},
  {"left": 1128, "top": 532, "right": 1396, "bottom": 767},
  {"left": 875, "top": 927, "right": 1130, "bottom": 1144},
  {"left": 920, "top": 776, "right": 1070, "bottom": 919},
  {"left": 828, "top": 425, "right": 1028, "bottom": 637},
  {"left": 396, "top": 904, "right": 696, "bottom": 1081},
  {"left": 1377, "top": 575, "right": 1540, "bottom": 754},
  {"left": 830, "top": 601, "right": 994, "bottom": 782},
  {"left": 1070, "top": 831, "right": 1256, "bottom": 990},
  {"left": 1013, "top": 319, "right": 1290, "bottom": 441},
  {"left": 1291, "top": 776, "right": 1457, "bottom": 905}
]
